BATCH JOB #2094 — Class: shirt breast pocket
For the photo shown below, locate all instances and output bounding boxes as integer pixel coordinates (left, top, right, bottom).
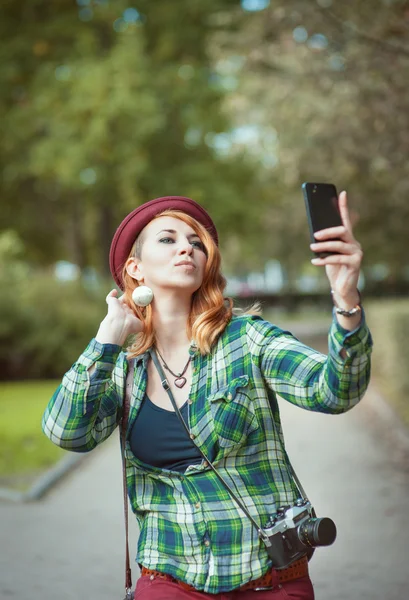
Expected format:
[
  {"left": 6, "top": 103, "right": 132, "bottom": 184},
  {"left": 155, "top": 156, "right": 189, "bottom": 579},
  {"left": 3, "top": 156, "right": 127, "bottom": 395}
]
[{"left": 207, "top": 376, "right": 259, "bottom": 449}]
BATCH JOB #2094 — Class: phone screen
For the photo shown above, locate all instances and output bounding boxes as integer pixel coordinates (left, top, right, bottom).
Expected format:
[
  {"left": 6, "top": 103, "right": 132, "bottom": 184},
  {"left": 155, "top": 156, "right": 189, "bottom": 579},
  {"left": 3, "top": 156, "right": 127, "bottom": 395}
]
[{"left": 305, "top": 183, "right": 341, "bottom": 233}]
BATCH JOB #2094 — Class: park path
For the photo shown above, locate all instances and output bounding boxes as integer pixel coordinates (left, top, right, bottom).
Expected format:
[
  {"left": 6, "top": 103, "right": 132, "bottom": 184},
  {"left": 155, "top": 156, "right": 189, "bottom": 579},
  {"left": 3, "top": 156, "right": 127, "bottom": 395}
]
[{"left": 1, "top": 381, "right": 408, "bottom": 599}]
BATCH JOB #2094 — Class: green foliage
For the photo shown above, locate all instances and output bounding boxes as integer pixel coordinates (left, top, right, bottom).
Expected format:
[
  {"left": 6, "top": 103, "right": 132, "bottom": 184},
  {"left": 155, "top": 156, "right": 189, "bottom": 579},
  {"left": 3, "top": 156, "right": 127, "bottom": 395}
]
[
  {"left": 1, "top": 0, "right": 408, "bottom": 287},
  {"left": 21, "top": 275, "right": 107, "bottom": 378},
  {"left": 365, "top": 299, "right": 409, "bottom": 427},
  {"left": 213, "top": 0, "right": 409, "bottom": 277},
  {"left": 0, "top": 0, "right": 265, "bottom": 275},
  {"left": 0, "top": 249, "right": 107, "bottom": 378},
  {"left": 0, "top": 380, "right": 65, "bottom": 481}
]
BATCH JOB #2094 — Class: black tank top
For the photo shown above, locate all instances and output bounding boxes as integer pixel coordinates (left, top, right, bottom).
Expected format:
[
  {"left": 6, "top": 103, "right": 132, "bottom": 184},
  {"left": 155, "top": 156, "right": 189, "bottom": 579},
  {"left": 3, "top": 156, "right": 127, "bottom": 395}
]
[{"left": 129, "top": 395, "right": 202, "bottom": 473}]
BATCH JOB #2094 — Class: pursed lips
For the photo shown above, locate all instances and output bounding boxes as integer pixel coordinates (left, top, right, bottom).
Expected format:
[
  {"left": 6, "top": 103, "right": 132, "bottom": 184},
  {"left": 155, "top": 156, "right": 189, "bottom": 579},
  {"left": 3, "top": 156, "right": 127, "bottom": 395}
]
[{"left": 175, "top": 261, "right": 196, "bottom": 269}]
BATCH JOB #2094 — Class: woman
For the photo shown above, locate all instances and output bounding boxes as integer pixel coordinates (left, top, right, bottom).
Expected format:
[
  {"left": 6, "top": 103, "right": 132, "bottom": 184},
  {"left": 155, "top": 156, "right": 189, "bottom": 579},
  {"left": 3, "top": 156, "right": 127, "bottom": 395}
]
[{"left": 43, "top": 194, "right": 372, "bottom": 599}]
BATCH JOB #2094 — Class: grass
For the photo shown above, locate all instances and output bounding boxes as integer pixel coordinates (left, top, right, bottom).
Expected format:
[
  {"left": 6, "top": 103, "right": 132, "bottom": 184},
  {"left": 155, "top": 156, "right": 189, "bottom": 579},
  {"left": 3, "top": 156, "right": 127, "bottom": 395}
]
[
  {"left": 2, "top": 302, "right": 406, "bottom": 492},
  {"left": 0, "top": 380, "right": 66, "bottom": 487}
]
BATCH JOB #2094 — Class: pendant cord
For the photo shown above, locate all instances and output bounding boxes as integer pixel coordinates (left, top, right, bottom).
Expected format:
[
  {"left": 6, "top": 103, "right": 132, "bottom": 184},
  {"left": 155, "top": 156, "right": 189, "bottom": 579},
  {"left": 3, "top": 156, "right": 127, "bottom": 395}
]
[{"left": 155, "top": 346, "right": 191, "bottom": 378}]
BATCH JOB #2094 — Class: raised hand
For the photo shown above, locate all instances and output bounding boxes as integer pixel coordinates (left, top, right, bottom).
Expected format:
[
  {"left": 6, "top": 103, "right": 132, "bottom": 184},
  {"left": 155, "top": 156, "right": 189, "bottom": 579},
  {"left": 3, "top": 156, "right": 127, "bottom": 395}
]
[
  {"left": 95, "top": 289, "right": 144, "bottom": 346},
  {"left": 310, "top": 191, "right": 362, "bottom": 309}
]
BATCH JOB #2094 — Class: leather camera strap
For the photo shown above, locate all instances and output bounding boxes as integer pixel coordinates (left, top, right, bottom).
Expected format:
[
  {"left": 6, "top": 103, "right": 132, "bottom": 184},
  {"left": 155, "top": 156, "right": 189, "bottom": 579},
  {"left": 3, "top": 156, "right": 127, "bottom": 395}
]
[{"left": 120, "top": 358, "right": 135, "bottom": 600}]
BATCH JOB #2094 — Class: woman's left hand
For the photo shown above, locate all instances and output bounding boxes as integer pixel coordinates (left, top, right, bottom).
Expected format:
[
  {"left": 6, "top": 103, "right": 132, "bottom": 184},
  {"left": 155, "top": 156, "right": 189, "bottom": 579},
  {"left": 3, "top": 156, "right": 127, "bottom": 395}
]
[{"left": 310, "top": 190, "right": 362, "bottom": 307}]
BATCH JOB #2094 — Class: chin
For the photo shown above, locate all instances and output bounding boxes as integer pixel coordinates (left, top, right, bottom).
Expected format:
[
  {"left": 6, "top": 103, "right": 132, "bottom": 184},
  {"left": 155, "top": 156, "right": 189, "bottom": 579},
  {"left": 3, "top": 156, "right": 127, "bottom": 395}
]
[
  {"left": 174, "top": 273, "right": 202, "bottom": 286},
  {"left": 174, "top": 280, "right": 202, "bottom": 295}
]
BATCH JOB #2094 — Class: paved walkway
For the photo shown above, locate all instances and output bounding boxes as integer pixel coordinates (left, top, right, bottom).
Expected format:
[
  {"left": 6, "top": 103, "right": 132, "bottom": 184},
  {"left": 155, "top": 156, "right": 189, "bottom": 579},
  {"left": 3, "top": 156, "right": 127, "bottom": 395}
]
[{"left": 1, "top": 382, "right": 408, "bottom": 600}]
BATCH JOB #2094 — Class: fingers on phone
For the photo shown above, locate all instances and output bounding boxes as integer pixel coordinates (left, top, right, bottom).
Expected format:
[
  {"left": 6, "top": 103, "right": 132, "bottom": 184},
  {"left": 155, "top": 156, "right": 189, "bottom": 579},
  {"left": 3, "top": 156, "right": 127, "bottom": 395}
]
[
  {"left": 310, "top": 241, "right": 355, "bottom": 254},
  {"left": 311, "top": 252, "right": 362, "bottom": 266},
  {"left": 314, "top": 225, "right": 348, "bottom": 240},
  {"left": 338, "top": 191, "right": 353, "bottom": 229}
]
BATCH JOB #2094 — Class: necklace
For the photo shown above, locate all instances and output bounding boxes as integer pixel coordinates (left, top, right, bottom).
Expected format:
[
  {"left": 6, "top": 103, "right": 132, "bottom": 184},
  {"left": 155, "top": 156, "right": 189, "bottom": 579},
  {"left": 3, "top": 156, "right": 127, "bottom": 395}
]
[{"left": 155, "top": 348, "right": 191, "bottom": 388}]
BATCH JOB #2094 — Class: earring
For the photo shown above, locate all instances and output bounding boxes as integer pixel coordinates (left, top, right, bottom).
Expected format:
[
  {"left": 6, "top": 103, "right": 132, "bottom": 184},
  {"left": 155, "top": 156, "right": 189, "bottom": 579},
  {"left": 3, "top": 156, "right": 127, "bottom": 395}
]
[{"left": 132, "top": 285, "right": 154, "bottom": 307}]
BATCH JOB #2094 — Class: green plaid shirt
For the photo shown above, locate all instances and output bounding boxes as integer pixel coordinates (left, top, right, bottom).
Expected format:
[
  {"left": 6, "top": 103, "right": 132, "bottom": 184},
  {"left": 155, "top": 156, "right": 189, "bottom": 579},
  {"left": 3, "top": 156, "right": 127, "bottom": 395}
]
[{"left": 42, "top": 314, "right": 372, "bottom": 593}]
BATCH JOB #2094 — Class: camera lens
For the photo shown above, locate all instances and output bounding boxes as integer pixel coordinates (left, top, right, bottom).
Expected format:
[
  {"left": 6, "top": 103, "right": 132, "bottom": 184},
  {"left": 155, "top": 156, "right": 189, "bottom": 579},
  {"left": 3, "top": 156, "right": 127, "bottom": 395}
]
[{"left": 298, "top": 517, "right": 337, "bottom": 547}]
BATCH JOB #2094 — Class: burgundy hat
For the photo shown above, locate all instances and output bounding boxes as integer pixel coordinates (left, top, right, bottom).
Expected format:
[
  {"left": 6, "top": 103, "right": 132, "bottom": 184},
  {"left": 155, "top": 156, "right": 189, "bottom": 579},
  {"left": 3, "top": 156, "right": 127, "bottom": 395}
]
[{"left": 109, "top": 195, "right": 218, "bottom": 289}]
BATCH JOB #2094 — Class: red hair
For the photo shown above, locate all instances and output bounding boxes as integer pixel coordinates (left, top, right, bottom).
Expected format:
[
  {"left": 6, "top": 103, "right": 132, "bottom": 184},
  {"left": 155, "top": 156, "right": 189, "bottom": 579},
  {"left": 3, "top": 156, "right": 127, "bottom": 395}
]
[{"left": 121, "top": 210, "right": 233, "bottom": 356}]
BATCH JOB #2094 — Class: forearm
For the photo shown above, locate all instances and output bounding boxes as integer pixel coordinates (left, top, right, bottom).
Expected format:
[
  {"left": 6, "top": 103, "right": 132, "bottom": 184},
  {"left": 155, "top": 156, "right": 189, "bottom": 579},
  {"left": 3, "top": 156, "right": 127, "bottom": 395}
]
[
  {"left": 95, "top": 316, "right": 130, "bottom": 346},
  {"left": 42, "top": 339, "right": 123, "bottom": 451},
  {"left": 323, "top": 310, "right": 373, "bottom": 410},
  {"left": 271, "top": 347, "right": 371, "bottom": 414},
  {"left": 89, "top": 318, "right": 127, "bottom": 377},
  {"left": 254, "top": 315, "right": 373, "bottom": 414}
]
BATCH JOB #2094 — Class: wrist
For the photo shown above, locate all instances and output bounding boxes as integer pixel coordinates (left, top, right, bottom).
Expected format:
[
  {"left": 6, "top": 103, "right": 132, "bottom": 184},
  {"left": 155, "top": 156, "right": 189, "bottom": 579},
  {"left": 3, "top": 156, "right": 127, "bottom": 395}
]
[
  {"left": 331, "top": 289, "right": 361, "bottom": 312},
  {"left": 95, "top": 318, "right": 127, "bottom": 346},
  {"left": 332, "top": 290, "right": 362, "bottom": 330}
]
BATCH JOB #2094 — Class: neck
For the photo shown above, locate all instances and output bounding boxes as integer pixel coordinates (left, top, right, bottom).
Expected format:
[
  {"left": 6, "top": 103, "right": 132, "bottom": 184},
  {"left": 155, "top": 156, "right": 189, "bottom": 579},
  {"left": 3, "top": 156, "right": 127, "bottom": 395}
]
[{"left": 151, "top": 291, "right": 192, "bottom": 355}]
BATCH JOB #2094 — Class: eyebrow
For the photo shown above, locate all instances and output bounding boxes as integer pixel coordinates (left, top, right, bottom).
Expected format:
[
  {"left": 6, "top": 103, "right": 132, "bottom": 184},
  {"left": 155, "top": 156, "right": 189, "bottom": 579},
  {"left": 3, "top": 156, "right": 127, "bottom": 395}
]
[{"left": 156, "top": 229, "right": 200, "bottom": 238}]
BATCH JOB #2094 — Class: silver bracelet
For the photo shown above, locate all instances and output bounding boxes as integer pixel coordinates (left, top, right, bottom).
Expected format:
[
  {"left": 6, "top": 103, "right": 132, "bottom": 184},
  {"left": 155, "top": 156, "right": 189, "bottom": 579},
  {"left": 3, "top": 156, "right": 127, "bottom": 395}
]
[{"left": 331, "top": 290, "right": 362, "bottom": 318}]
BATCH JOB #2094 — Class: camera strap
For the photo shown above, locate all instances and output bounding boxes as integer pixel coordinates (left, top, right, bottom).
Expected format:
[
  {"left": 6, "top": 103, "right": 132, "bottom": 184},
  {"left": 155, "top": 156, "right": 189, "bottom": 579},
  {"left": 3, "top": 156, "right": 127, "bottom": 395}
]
[
  {"left": 149, "top": 348, "right": 264, "bottom": 536},
  {"left": 120, "top": 358, "right": 134, "bottom": 600},
  {"left": 148, "top": 348, "right": 312, "bottom": 545},
  {"left": 120, "top": 347, "right": 315, "bottom": 590}
]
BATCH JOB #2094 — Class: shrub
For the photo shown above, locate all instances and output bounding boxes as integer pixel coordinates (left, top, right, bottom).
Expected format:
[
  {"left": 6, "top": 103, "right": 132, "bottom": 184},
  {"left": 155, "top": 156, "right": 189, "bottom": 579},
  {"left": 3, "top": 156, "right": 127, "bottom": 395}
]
[
  {"left": 0, "top": 267, "right": 109, "bottom": 379},
  {"left": 365, "top": 299, "right": 409, "bottom": 428}
]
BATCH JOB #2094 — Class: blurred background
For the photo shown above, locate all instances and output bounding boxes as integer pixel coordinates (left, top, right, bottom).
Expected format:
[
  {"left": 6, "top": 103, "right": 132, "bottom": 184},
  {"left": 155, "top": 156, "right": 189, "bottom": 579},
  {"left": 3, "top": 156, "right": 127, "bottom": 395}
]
[{"left": 1, "top": 0, "right": 409, "bottom": 517}]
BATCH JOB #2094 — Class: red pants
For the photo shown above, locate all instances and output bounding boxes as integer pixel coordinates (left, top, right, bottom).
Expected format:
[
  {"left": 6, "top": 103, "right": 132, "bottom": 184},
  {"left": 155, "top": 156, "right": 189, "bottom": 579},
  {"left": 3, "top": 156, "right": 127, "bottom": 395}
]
[{"left": 134, "top": 573, "right": 314, "bottom": 599}]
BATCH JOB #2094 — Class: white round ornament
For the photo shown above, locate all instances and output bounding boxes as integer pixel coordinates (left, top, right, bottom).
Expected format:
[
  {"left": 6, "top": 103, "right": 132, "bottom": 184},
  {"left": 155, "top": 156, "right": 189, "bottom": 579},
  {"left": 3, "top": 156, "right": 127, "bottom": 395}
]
[{"left": 132, "top": 286, "right": 154, "bottom": 307}]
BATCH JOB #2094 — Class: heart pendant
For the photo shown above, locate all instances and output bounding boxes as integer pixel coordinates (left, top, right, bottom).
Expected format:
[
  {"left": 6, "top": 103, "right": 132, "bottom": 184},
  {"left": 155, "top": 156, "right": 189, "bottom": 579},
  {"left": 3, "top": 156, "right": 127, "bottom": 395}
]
[{"left": 174, "top": 376, "right": 187, "bottom": 388}]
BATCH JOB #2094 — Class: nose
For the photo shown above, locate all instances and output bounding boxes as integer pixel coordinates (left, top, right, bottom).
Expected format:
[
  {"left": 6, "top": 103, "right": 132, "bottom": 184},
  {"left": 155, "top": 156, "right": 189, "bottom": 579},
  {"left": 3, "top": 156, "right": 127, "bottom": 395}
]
[{"left": 177, "top": 237, "right": 193, "bottom": 255}]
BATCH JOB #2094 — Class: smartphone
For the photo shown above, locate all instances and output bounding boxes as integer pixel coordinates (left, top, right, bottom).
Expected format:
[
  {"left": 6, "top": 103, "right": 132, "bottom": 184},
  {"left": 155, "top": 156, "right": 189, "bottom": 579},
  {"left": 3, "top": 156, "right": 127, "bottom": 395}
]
[{"left": 302, "top": 182, "right": 342, "bottom": 258}]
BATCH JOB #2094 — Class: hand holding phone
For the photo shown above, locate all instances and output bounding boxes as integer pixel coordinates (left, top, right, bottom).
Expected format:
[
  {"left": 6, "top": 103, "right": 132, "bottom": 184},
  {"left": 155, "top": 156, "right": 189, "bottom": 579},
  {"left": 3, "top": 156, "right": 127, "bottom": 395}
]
[
  {"left": 302, "top": 182, "right": 343, "bottom": 258},
  {"left": 301, "top": 184, "right": 364, "bottom": 327}
]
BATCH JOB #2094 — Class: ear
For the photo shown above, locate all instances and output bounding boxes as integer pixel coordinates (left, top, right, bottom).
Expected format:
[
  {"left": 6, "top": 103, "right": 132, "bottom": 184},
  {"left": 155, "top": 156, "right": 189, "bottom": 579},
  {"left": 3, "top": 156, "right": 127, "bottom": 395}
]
[{"left": 125, "top": 256, "right": 144, "bottom": 283}]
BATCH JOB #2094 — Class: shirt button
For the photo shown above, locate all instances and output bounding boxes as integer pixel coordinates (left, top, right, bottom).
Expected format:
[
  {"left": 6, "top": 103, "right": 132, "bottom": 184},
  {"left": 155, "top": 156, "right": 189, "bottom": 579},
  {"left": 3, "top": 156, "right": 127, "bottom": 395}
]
[
  {"left": 190, "top": 433, "right": 196, "bottom": 440},
  {"left": 202, "top": 461, "right": 209, "bottom": 468},
  {"left": 204, "top": 540, "right": 210, "bottom": 547},
  {"left": 195, "top": 502, "right": 201, "bottom": 509},
  {"left": 188, "top": 399, "right": 193, "bottom": 405},
  {"left": 227, "top": 393, "right": 233, "bottom": 400}
]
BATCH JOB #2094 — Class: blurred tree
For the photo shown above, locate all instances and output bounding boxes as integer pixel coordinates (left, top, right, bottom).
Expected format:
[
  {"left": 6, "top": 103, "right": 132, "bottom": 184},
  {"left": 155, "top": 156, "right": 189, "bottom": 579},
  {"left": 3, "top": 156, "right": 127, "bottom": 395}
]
[
  {"left": 0, "top": 0, "right": 265, "bottom": 275},
  {"left": 2, "top": 0, "right": 408, "bottom": 284},
  {"left": 211, "top": 0, "right": 409, "bottom": 283}
]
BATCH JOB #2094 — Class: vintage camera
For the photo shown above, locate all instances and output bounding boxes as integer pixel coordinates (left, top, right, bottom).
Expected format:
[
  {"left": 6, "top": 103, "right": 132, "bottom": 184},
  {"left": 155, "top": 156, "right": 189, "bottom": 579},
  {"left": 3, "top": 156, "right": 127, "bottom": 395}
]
[{"left": 260, "top": 499, "right": 337, "bottom": 570}]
